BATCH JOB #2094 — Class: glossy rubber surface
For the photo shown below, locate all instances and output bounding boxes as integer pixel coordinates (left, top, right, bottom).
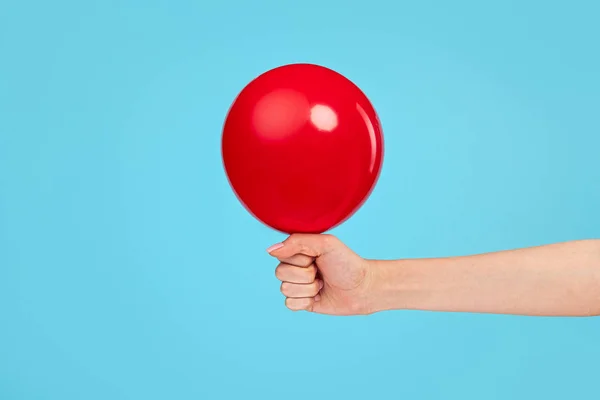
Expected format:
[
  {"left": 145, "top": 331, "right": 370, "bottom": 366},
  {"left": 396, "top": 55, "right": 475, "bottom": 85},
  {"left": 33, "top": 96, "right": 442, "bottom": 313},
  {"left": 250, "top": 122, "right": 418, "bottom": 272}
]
[{"left": 222, "top": 63, "right": 384, "bottom": 234}]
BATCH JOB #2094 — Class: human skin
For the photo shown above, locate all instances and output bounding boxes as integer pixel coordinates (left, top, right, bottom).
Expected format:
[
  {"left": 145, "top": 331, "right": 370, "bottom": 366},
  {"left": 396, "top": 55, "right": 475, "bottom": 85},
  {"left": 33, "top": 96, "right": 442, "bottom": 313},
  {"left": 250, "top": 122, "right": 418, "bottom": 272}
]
[{"left": 267, "top": 234, "right": 600, "bottom": 317}]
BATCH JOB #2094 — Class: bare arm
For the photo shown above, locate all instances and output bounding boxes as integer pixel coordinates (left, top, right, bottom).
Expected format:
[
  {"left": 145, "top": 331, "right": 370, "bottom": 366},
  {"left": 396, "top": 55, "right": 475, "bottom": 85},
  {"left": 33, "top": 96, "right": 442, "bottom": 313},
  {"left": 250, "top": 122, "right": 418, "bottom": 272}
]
[{"left": 369, "top": 240, "right": 600, "bottom": 316}]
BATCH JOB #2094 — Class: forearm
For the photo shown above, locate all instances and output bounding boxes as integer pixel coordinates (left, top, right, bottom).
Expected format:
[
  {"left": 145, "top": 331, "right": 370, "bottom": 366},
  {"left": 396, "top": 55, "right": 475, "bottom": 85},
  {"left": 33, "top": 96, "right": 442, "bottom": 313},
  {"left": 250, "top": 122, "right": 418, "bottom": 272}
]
[{"left": 369, "top": 240, "right": 600, "bottom": 316}]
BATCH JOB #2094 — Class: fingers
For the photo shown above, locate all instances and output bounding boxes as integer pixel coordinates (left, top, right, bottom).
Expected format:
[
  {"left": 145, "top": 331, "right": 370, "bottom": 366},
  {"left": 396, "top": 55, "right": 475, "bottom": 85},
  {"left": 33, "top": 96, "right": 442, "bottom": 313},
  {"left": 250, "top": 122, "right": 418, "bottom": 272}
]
[
  {"left": 275, "top": 262, "right": 323, "bottom": 312},
  {"left": 275, "top": 263, "right": 317, "bottom": 283},
  {"left": 280, "top": 280, "right": 323, "bottom": 298},
  {"left": 267, "top": 233, "right": 338, "bottom": 259},
  {"left": 285, "top": 297, "right": 319, "bottom": 312},
  {"left": 268, "top": 235, "right": 336, "bottom": 312},
  {"left": 276, "top": 253, "right": 314, "bottom": 267}
]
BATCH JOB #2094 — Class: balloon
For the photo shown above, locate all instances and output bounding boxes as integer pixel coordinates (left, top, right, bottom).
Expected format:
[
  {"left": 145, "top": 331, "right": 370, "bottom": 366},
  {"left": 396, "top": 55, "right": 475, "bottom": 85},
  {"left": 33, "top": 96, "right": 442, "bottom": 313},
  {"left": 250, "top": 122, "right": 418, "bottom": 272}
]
[{"left": 222, "top": 63, "right": 384, "bottom": 234}]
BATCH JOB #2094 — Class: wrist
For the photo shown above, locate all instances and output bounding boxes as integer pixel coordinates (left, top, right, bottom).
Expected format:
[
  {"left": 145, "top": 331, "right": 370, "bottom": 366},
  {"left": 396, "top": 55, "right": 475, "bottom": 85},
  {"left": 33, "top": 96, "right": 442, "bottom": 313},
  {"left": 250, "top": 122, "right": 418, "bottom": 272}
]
[{"left": 365, "top": 258, "right": 430, "bottom": 313}]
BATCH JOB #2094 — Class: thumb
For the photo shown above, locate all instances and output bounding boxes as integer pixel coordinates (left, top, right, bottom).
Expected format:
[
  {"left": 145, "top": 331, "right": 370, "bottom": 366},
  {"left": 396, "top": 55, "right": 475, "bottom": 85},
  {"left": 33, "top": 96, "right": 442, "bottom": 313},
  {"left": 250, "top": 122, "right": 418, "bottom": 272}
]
[{"left": 267, "top": 233, "right": 336, "bottom": 259}]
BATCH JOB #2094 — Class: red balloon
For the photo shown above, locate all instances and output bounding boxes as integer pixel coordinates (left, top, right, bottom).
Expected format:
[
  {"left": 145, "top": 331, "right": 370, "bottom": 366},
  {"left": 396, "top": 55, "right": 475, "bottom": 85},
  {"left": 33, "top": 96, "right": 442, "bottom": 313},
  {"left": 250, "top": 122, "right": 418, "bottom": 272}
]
[{"left": 222, "top": 63, "right": 384, "bottom": 234}]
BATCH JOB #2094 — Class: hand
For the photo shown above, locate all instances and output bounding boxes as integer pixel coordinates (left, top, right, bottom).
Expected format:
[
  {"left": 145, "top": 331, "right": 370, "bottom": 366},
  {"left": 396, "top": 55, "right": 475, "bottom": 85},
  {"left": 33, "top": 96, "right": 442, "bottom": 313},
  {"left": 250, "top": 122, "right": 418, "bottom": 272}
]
[{"left": 267, "top": 234, "right": 375, "bottom": 315}]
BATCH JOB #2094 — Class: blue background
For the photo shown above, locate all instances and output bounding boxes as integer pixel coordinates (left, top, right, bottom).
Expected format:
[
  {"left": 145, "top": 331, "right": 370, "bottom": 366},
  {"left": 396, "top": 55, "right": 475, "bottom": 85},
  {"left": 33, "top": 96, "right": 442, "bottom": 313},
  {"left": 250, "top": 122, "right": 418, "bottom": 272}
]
[{"left": 1, "top": 1, "right": 599, "bottom": 399}]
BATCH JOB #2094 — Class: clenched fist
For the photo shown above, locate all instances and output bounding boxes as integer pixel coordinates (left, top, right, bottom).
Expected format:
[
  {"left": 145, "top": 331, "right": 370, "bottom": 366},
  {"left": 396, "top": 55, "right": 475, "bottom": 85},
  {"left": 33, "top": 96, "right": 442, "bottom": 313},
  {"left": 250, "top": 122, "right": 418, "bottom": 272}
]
[{"left": 267, "top": 234, "right": 375, "bottom": 315}]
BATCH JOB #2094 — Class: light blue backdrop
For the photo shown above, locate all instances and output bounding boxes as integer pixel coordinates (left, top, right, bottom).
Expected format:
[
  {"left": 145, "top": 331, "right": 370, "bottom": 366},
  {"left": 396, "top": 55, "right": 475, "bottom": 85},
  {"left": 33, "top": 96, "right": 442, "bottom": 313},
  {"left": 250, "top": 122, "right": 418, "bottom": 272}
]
[{"left": 1, "top": 1, "right": 599, "bottom": 399}]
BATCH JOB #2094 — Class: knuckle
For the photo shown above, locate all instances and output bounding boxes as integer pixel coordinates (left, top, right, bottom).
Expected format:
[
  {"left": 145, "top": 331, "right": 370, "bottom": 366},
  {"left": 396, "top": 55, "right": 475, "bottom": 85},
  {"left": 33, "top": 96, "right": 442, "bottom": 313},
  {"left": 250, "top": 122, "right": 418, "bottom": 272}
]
[
  {"left": 310, "top": 281, "right": 320, "bottom": 293},
  {"left": 280, "top": 281, "right": 289, "bottom": 294},
  {"left": 299, "top": 255, "right": 313, "bottom": 267},
  {"left": 322, "top": 234, "right": 338, "bottom": 246},
  {"left": 286, "top": 234, "right": 300, "bottom": 245},
  {"left": 301, "top": 298, "right": 313, "bottom": 311},
  {"left": 281, "top": 282, "right": 299, "bottom": 297},
  {"left": 299, "top": 243, "right": 310, "bottom": 255},
  {"left": 305, "top": 264, "right": 317, "bottom": 280},
  {"left": 274, "top": 264, "right": 285, "bottom": 280},
  {"left": 285, "top": 298, "right": 298, "bottom": 311}
]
